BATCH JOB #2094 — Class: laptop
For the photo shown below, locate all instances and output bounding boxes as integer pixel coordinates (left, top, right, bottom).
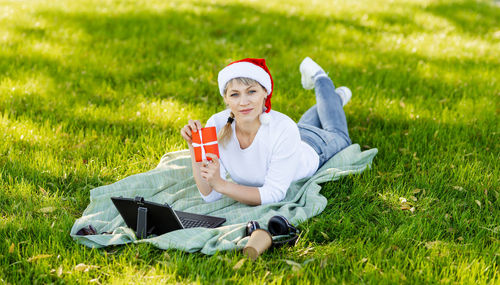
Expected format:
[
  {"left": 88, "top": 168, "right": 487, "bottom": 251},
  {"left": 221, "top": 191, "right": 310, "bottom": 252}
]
[{"left": 110, "top": 196, "right": 226, "bottom": 238}]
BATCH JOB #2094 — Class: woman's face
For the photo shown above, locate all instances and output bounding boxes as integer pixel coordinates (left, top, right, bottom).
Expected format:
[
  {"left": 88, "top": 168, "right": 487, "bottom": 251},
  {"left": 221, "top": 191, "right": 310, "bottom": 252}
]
[{"left": 224, "top": 80, "right": 267, "bottom": 126}]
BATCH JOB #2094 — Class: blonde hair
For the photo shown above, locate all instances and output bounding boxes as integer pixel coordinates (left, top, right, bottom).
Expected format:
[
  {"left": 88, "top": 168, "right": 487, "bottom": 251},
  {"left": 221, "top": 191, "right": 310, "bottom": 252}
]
[
  {"left": 218, "top": 77, "right": 266, "bottom": 146},
  {"left": 218, "top": 112, "right": 234, "bottom": 146}
]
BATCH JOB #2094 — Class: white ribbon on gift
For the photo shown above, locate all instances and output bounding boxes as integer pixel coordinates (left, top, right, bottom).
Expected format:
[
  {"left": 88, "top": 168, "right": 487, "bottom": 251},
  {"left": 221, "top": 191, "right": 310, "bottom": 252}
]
[{"left": 191, "top": 130, "right": 217, "bottom": 161}]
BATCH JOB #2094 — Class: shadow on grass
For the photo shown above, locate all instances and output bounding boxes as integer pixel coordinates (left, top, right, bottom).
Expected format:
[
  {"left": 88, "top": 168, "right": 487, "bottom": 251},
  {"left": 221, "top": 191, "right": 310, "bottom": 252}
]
[
  {"left": 425, "top": 0, "right": 500, "bottom": 35},
  {"left": 1, "top": 0, "right": 497, "bottom": 125}
]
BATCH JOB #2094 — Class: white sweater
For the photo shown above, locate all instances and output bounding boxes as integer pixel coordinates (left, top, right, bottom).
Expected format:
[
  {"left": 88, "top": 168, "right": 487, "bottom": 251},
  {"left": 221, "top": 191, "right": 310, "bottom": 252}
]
[{"left": 199, "top": 109, "right": 319, "bottom": 204}]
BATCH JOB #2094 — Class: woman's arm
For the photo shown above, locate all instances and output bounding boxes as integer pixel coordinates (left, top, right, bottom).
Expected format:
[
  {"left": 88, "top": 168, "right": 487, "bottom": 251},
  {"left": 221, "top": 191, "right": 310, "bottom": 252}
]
[
  {"left": 180, "top": 120, "right": 213, "bottom": 197},
  {"left": 213, "top": 179, "right": 262, "bottom": 206},
  {"left": 202, "top": 154, "right": 262, "bottom": 206}
]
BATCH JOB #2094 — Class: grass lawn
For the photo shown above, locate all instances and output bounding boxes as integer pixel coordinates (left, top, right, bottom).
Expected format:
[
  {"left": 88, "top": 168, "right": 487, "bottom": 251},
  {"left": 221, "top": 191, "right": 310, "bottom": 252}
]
[{"left": 0, "top": 0, "right": 499, "bottom": 283}]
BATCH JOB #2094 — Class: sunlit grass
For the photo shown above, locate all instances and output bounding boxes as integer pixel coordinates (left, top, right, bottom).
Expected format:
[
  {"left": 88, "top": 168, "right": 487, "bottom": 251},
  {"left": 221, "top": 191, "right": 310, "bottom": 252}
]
[{"left": 0, "top": 0, "right": 498, "bottom": 283}]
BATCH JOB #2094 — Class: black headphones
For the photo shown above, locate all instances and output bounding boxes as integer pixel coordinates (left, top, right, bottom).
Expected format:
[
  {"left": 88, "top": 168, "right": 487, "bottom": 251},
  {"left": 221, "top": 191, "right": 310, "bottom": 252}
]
[{"left": 245, "top": 215, "right": 300, "bottom": 248}]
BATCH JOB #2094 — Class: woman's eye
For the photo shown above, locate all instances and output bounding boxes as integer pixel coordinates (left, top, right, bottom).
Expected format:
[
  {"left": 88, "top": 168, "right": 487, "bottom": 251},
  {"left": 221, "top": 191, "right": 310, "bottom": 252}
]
[
  {"left": 230, "top": 93, "right": 238, "bottom": 97},
  {"left": 248, "top": 90, "right": 256, "bottom": 94}
]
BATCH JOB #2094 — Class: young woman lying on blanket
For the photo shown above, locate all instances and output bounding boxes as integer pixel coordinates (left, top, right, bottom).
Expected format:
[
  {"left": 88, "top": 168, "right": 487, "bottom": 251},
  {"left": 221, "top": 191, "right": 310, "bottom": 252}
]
[{"left": 180, "top": 57, "right": 352, "bottom": 206}]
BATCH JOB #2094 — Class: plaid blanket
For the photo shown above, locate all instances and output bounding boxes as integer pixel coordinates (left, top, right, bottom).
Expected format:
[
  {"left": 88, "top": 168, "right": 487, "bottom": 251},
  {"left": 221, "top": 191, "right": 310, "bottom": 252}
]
[{"left": 70, "top": 144, "right": 377, "bottom": 255}]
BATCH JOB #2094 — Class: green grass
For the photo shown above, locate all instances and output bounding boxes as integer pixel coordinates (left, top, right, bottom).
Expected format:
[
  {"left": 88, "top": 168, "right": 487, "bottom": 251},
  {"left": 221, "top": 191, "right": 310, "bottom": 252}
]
[{"left": 0, "top": 0, "right": 499, "bottom": 283}]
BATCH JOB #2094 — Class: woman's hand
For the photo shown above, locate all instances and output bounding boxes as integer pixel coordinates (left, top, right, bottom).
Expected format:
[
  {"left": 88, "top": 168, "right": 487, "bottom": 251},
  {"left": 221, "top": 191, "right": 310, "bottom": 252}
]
[
  {"left": 180, "top": 119, "right": 203, "bottom": 145},
  {"left": 200, "top": 153, "right": 224, "bottom": 190}
]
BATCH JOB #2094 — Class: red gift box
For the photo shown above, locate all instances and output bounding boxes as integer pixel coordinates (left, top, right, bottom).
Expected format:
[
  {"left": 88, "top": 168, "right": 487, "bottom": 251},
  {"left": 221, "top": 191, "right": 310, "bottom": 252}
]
[{"left": 192, "top": 127, "right": 220, "bottom": 162}]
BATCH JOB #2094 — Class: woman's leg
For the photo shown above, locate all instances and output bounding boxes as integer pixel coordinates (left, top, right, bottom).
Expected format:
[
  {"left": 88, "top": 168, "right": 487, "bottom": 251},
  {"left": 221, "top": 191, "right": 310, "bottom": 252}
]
[
  {"left": 314, "top": 76, "right": 350, "bottom": 142},
  {"left": 297, "top": 76, "right": 352, "bottom": 168},
  {"left": 298, "top": 105, "right": 322, "bottom": 128},
  {"left": 298, "top": 57, "right": 352, "bottom": 168}
]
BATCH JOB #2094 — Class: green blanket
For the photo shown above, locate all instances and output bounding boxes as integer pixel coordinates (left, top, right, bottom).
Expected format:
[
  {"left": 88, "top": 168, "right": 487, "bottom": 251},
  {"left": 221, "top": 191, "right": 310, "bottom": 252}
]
[{"left": 71, "top": 144, "right": 377, "bottom": 255}]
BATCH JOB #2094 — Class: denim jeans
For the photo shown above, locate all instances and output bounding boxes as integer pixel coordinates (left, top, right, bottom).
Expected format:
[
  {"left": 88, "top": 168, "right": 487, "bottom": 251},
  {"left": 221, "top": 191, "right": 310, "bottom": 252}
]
[{"left": 298, "top": 76, "right": 351, "bottom": 168}]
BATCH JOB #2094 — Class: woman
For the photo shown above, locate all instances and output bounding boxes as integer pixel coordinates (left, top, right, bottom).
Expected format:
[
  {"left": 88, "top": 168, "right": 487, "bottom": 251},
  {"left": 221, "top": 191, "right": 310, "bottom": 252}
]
[{"left": 180, "top": 57, "right": 352, "bottom": 206}]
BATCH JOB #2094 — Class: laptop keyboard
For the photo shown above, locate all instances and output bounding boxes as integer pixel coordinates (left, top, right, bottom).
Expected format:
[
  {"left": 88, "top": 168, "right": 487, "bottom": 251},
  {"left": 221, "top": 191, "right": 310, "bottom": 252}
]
[{"left": 180, "top": 218, "right": 212, "bottom": 228}]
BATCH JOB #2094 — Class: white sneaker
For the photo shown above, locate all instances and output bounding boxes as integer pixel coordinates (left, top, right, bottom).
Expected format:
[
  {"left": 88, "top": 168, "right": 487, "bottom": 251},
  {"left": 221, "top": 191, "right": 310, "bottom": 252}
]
[
  {"left": 299, "top": 57, "right": 326, "bottom": 90},
  {"left": 335, "top": 86, "right": 352, "bottom": 106}
]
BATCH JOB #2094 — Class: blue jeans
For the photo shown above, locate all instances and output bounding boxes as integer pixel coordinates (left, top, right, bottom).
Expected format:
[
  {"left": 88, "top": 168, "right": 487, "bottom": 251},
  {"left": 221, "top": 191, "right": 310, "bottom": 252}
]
[{"left": 298, "top": 76, "right": 351, "bottom": 168}]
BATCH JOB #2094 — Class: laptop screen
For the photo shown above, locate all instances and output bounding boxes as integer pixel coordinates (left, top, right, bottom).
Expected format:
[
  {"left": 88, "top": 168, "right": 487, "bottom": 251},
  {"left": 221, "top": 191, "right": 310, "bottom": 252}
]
[{"left": 111, "top": 196, "right": 185, "bottom": 237}]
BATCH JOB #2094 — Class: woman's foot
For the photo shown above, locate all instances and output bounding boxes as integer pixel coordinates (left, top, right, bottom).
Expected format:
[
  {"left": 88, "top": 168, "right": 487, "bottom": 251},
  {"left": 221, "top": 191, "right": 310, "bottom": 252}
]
[
  {"left": 335, "top": 86, "right": 352, "bottom": 106},
  {"left": 300, "top": 57, "right": 351, "bottom": 106},
  {"left": 299, "top": 57, "right": 327, "bottom": 90}
]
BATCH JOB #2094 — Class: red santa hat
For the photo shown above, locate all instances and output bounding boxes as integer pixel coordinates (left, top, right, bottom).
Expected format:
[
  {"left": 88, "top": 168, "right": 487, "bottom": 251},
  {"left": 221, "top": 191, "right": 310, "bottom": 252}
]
[{"left": 218, "top": 58, "right": 273, "bottom": 123}]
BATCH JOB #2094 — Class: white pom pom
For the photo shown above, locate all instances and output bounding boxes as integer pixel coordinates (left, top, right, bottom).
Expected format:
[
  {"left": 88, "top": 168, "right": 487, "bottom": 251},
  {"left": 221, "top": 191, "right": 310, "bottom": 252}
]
[{"left": 259, "top": 112, "right": 271, "bottom": 125}]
